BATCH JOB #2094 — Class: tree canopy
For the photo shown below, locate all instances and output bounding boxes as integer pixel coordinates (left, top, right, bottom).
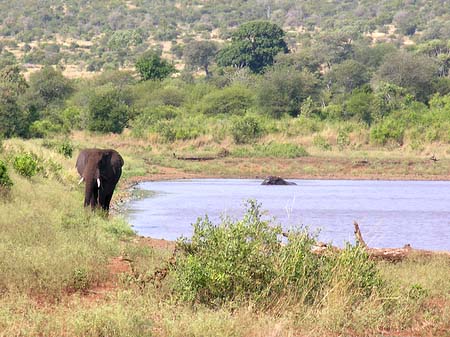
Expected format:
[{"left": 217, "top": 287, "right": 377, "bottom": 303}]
[
  {"left": 216, "top": 21, "right": 288, "bottom": 73},
  {"left": 135, "top": 51, "right": 176, "bottom": 81}
]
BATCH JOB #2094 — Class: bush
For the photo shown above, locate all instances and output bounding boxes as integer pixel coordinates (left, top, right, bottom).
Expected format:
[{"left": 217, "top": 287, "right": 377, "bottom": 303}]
[
  {"left": 0, "top": 159, "right": 13, "bottom": 191},
  {"left": 198, "top": 85, "right": 254, "bottom": 115},
  {"left": 370, "top": 118, "right": 405, "bottom": 145},
  {"left": 231, "top": 115, "right": 263, "bottom": 144},
  {"left": 173, "top": 200, "right": 384, "bottom": 307},
  {"left": 87, "top": 85, "right": 132, "bottom": 134},
  {"left": 155, "top": 120, "right": 176, "bottom": 142},
  {"left": 12, "top": 153, "right": 41, "bottom": 178},
  {"left": 29, "top": 120, "right": 65, "bottom": 138},
  {"left": 131, "top": 106, "right": 178, "bottom": 137},
  {"left": 135, "top": 51, "right": 176, "bottom": 81},
  {"left": 57, "top": 141, "right": 74, "bottom": 158}
]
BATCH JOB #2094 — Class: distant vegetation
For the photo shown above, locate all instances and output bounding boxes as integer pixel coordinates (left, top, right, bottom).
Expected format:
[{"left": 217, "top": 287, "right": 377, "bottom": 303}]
[{"left": 1, "top": 1, "right": 450, "bottom": 151}]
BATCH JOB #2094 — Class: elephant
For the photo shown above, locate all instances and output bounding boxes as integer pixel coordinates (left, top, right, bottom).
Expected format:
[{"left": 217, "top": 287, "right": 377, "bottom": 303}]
[
  {"left": 261, "top": 176, "right": 296, "bottom": 185},
  {"left": 76, "top": 149, "right": 124, "bottom": 212}
]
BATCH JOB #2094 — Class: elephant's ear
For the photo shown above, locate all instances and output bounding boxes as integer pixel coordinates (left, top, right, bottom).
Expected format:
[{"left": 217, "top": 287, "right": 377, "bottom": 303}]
[
  {"left": 76, "top": 150, "right": 89, "bottom": 176},
  {"left": 117, "top": 153, "right": 124, "bottom": 167}
]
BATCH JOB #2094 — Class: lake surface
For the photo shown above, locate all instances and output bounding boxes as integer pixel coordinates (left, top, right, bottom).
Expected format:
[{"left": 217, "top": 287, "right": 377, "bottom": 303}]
[{"left": 126, "top": 179, "right": 450, "bottom": 251}]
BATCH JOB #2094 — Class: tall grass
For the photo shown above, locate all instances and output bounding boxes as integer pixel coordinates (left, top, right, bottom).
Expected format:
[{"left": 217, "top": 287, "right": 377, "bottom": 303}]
[{"left": 0, "top": 139, "right": 133, "bottom": 298}]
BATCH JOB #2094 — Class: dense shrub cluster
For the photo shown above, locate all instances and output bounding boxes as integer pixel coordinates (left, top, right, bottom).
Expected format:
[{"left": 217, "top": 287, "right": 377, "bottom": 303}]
[
  {"left": 174, "top": 201, "right": 383, "bottom": 307},
  {"left": 12, "top": 152, "right": 41, "bottom": 178}
]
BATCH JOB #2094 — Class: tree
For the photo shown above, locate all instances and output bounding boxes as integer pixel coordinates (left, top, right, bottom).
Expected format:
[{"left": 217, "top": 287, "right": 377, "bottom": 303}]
[
  {"left": 375, "top": 51, "right": 438, "bottom": 102},
  {"left": 135, "top": 51, "right": 176, "bottom": 81},
  {"left": 326, "top": 60, "right": 371, "bottom": 94},
  {"left": 27, "top": 66, "right": 73, "bottom": 108},
  {"left": 257, "top": 66, "right": 319, "bottom": 118},
  {"left": 87, "top": 85, "right": 132, "bottom": 133},
  {"left": 0, "top": 65, "right": 30, "bottom": 137},
  {"left": 216, "top": 21, "right": 288, "bottom": 73},
  {"left": 183, "top": 41, "right": 218, "bottom": 77}
]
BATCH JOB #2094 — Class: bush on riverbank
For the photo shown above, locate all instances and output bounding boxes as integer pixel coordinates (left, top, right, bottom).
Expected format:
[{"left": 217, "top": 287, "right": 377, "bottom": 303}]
[{"left": 174, "top": 200, "right": 383, "bottom": 308}]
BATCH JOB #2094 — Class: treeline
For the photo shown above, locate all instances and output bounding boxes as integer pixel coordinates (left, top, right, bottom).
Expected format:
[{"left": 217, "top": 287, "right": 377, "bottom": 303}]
[{"left": 2, "top": 20, "right": 450, "bottom": 150}]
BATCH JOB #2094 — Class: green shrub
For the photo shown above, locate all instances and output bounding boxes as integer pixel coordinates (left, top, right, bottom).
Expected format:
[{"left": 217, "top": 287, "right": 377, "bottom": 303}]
[
  {"left": 174, "top": 200, "right": 283, "bottom": 305},
  {"left": 12, "top": 153, "right": 41, "bottom": 178},
  {"left": 231, "top": 115, "right": 263, "bottom": 144},
  {"left": 232, "top": 142, "right": 308, "bottom": 158},
  {"left": 173, "top": 200, "right": 384, "bottom": 307},
  {"left": 131, "top": 106, "right": 178, "bottom": 137},
  {"left": 198, "top": 85, "right": 254, "bottom": 115},
  {"left": 135, "top": 51, "right": 176, "bottom": 81},
  {"left": 57, "top": 141, "right": 74, "bottom": 158},
  {"left": 0, "top": 159, "right": 13, "bottom": 191},
  {"left": 87, "top": 85, "right": 132, "bottom": 134},
  {"left": 155, "top": 120, "right": 176, "bottom": 142},
  {"left": 29, "top": 120, "right": 64, "bottom": 138},
  {"left": 370, "top": 118, "right": 405, "bottom": 145}
]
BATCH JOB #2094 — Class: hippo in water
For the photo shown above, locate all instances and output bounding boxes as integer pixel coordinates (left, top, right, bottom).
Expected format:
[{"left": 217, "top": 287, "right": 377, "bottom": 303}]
[{"left": 261, "top": 176, "right": 296, "bottom": 185}]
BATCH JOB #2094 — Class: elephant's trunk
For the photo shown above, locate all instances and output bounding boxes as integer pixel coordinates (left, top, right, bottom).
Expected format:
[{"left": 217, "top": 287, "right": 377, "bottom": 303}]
[{"left": 82, "top": 168, "right": 101, "bottom": 209}]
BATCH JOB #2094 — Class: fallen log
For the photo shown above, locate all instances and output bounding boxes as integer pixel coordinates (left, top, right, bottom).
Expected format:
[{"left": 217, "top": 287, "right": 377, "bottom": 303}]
[{"left": 309, "top": 222, "right": 450, "bottom": 262}]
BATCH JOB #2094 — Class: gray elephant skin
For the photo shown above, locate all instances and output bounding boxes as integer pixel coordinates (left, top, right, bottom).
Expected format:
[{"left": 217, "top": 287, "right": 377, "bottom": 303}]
[
  {"left": 261, "top": 176, "right": 296, "bottom": 185},
  {"left": 76, "top": 149, "right": 124, "bottom": 211}
]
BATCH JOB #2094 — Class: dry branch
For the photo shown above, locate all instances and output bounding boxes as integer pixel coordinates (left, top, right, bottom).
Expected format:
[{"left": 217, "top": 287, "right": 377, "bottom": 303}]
[{"left": 311, "top": 222, "right": 450, "bottom": 262}]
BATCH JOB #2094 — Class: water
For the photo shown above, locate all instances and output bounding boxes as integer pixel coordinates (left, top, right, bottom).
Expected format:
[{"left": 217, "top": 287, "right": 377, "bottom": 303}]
[{"left": 126, "top": 179, "right": 450, "bottom": 251}]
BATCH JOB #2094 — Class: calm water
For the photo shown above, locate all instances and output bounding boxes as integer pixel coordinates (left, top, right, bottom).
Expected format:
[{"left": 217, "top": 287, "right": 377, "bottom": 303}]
[{"left": 126, "top": 179, "right": 450, "bottom": 251}]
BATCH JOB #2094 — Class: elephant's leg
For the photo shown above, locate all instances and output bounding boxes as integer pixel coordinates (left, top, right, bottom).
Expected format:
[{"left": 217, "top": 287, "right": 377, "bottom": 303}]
[
  {"left": 91, "top": 188, "right": 99, "bottom": 209},
  {"left": 98, "top": 191, "right": 107, "bottom": 210},
  {"left": 104, "top": 193, "right": 113, "bottom": 211}
]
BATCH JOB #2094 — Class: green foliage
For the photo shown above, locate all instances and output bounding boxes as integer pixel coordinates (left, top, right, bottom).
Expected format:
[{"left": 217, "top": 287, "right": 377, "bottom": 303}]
[
  {"left": 258, "top": 66, "right": 318, "bottom": 118},
  {"left": 87, "top": 85, "right": 132, "bottom": 134},
  {"left": 29, "top": 119, "right": 65, "bottom": 138},
  {"left": 12, "top": 152, "right": 40, "bottom": 178},
  {"left": 174, "top": 200, "right": 283, "bottom": 305},
  {"left": 0, "top": 65, "right": 30, "bottom": 138},
  {"left": 232, "top": 142, "right": 308, "bottom": 158},
  {"left": 198, "top": 85, "right": 254, "bottom": 115},
  {"left": 0, "top": 159, "right": 12, "bottom": 190},
  {"left": 216, "top": 21, "right": 288, "bottom": 73},
  {"left": 375, "top": 51, "right": 438, "bottom": 102},
  {"left": 27, "top": 66, "right": 73, "bottom": 108},
  {"left": 327, "top": 60, "right": 371, "bottom": 93},
  {"left": 343, "top": 89, "right": 374, "bottom": 125},
  {"left": 107, "top": 30, "right": 143, "bottom": 51},
  {"left": 370, "top": 118, "right": 405, "bottom": 146},
  {"left": 174, "top": 200, "right": 383, "bottom": 307},
  {"left": 231, "top": 115, "right": 263, "bottom": 144},
  {"left": 135, "top": 51, "right": 176, "bottom": 81},
  {"left": 184, "top": 40, "right": 218, "bottom": 76}
]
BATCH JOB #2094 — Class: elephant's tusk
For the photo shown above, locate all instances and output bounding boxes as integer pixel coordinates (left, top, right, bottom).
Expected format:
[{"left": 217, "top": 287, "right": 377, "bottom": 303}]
[
  {"left": 97, "top": 178, "right": 101, "bottom": 188},
  {"left": 78, "top": 177, "right": 84, "bottom": 184}
]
